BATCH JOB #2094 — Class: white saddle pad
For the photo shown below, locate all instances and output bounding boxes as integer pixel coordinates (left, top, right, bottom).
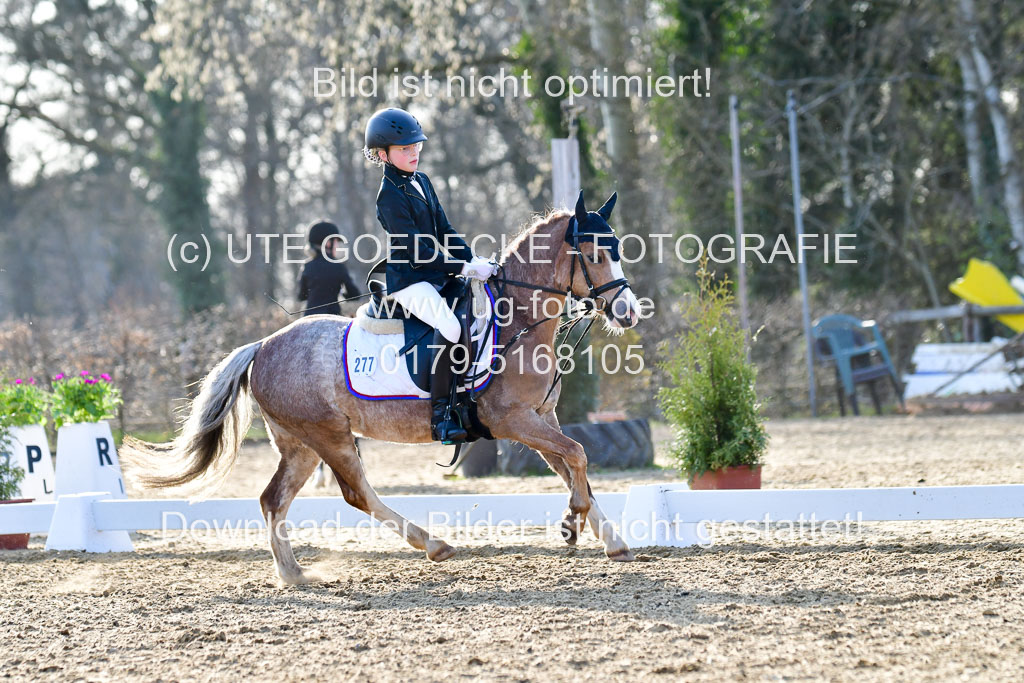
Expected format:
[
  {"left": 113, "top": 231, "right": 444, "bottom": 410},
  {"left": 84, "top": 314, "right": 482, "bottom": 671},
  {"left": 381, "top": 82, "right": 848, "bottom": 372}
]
[{"left": 342, "top": 283, "right": 499, "bottom": 400}]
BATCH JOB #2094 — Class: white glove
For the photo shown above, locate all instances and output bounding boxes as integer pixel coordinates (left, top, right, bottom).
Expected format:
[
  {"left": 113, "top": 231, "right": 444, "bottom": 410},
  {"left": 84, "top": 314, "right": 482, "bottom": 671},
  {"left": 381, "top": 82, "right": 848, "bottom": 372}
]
[
  {"left": 461, "top": 257, "right": 496, "bottom": 281},
  {"left": 477, "top": 256, "right": 498, "bottom": 276}
]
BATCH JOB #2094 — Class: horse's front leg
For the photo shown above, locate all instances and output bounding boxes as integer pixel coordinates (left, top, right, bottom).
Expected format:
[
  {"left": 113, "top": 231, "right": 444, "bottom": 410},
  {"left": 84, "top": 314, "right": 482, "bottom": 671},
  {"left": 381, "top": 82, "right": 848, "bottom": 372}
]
[
  {"left": 503, "top": 411, "right": 593, "bottom": 540},
  {"left": 534, "top": 413, "right": 633, "bottom": 561}
]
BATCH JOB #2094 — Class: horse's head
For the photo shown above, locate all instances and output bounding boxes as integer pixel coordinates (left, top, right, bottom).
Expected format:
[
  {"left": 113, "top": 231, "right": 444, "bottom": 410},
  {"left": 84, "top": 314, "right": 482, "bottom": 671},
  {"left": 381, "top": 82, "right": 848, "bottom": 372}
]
[{"left": 564, "top": 190, "right": 641, "bottom": 330}]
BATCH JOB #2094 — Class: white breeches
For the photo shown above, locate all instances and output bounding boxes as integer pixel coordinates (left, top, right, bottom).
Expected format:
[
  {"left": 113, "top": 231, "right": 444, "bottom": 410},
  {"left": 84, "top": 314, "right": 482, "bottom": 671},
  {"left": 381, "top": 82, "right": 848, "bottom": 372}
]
[{"left": 389, "top": 281, "right": 461, "bottom": 343}]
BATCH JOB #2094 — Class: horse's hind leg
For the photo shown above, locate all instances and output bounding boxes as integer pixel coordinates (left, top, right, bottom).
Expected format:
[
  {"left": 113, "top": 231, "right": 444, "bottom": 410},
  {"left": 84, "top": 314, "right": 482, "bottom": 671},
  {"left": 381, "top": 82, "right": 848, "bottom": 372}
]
[
  {"left": 261, "top": 420, "right": 321, "bottom": 584},
  {"left": 314, "top": 426, "right": 456, "bottom": 562}
]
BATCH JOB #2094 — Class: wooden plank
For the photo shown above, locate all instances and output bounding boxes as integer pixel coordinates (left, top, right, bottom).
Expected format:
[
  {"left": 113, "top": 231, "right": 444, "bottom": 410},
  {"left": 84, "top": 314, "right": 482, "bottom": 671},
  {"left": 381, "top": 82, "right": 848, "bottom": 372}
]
[{"left": 886, "top": 305, "right": 964, "bottom": 324}]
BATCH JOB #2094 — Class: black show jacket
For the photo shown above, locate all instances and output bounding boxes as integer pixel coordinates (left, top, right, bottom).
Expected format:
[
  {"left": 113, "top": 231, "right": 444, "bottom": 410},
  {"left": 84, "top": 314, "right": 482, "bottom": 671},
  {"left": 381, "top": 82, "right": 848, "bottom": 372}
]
[
  {"left": 297, "top": 252, "right": 361, "bottom": 316},
  {"left": 375, "top": 163, "right": 474, "bottom": 293}
]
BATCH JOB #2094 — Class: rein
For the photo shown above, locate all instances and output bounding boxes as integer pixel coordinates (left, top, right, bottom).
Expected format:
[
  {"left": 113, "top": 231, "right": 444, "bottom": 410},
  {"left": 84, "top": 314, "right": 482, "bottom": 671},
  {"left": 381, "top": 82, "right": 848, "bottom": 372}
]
[{"left": 265, "top": 290, "right": 375, "bottom": 317}]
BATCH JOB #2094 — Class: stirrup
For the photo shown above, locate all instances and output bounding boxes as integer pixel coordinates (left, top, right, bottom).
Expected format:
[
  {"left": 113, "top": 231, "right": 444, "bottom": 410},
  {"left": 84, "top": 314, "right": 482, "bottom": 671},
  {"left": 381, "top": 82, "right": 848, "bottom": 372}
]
[
  {"left": 432, "top": 400, "right": 467, "bottom": 444},
  {"left": 433, "top": 419, "right": 467, "bottom": 444}
]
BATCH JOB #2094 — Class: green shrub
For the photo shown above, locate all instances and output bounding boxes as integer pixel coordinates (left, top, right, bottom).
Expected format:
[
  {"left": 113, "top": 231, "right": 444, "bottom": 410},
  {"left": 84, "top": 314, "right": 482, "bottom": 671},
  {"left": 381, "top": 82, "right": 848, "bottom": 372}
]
[
  {"left": 0, "top": 415, "right": 24, "bottom": 500},
  {"left": 657, "top": 262, "right": 768, "bottom": 478},
  {"left": 0, "top": 378, "right": 51, "bottom": 427},
  {"left": 50, "top": 371, "right": 123, "bottom": 429}
]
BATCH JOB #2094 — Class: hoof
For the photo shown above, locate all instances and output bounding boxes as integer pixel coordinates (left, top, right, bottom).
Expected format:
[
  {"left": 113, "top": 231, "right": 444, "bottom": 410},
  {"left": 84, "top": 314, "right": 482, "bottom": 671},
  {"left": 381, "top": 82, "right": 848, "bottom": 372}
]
[
  {"left": 606, "top": 547, "right": 635, "bottom": 562},
  {"left": 560, "top": 515, "right": 579, "bottom": 546},
  {"left": 426, "top": 540, "right": 457, "bottom": 562},
  {"left": 278, "top": 567, "right": 322, "bottom": 585}
]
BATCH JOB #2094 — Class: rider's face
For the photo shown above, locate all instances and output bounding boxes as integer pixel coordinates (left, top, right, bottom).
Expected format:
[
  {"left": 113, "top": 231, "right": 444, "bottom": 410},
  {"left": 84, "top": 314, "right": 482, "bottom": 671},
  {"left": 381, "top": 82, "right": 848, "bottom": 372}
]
[
  {"left": 380, "top": 142, "right": 422, "bottom": 172},
  {"left": 326, "top": 237, "right": 341, "bottom": 259}
]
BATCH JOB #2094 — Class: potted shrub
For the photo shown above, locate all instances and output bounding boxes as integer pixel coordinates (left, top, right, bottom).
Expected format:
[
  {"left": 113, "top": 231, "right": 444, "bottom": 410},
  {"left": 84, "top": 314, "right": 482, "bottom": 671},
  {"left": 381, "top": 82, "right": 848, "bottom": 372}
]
[
  {"left": 51, "top": 371, "right": 126, "bottom": 498},
  {"left": 657, "top": 261, "right": 768, "bottom": 489},
  {"left": 0, "top": 417, "right": 31, "bottom": 550},
  {"left": 0, "top": 377, "right": 56, "bottom": 500}
]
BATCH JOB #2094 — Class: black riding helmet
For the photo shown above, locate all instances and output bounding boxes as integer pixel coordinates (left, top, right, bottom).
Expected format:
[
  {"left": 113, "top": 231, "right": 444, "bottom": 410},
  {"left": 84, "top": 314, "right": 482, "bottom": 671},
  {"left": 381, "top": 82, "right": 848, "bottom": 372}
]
[
  {"left": 308, "top": 220, "right": 342, "bottom": 251},
  {"left": 364, "top": 107, "right": 428, "bottom": 149}
]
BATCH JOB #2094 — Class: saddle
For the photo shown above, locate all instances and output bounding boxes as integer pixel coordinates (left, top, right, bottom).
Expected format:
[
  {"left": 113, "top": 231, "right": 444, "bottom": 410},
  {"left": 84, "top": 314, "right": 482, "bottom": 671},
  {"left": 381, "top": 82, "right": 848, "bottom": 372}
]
[
  {"left": 338, "top": 264, "right": 491, "bottom": 444},
  {"left": 354, "top": 262, "right": 487, "bottom": 392}
]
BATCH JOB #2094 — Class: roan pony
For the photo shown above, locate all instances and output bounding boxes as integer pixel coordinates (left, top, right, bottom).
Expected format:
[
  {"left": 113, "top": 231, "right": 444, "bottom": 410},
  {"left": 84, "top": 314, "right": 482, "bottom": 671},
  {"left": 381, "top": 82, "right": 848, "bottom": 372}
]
[{"left": 123, "top": 192, "right": 642, "bottom": 584}]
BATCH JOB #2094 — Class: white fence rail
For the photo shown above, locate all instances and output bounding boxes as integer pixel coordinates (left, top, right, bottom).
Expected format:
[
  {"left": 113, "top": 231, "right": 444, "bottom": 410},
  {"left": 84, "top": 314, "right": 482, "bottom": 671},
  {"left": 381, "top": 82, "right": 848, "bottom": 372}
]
[
  {"left": 663, "top": 485, "right": 1024, "bottom": 522},
  {"left": 0, "top": 501, "right": 56, "bottom": 534},
  {"left": 3, "top": 485, "right": 1023, "bottom": 553},
  {"left": 1, "top": 492, "right": 629, "bottom": 551},
  {"left": 92, "top": 493, "right": 628, "bottom": 531}
]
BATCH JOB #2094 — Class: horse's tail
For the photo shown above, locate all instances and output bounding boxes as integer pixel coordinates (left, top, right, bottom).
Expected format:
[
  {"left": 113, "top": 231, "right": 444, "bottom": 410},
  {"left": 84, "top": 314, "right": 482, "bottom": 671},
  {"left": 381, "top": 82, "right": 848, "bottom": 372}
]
[{"left": 121, "top": 340, "right": 264, "bottom": 499}]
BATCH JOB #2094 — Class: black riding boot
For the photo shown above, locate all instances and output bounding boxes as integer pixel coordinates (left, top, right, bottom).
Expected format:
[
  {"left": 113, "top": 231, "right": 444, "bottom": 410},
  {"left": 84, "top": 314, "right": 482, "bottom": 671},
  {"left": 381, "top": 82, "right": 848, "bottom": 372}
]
[{"left": 430, "top": 329, "right": 468, "bottom": 443}]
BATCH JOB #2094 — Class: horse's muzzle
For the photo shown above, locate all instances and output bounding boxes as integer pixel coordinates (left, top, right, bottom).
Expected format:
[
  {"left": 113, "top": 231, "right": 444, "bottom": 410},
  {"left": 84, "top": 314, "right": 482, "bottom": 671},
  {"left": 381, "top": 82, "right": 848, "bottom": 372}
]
[{"left": 604, "top": 295, "right": 639, "bottom": 329}]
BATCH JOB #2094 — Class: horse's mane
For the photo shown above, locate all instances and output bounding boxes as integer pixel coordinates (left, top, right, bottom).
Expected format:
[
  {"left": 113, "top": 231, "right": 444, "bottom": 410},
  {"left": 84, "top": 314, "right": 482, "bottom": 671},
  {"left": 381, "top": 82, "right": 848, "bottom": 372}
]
[{"left": 502, "top": 208, "right": 571, "bottom": 264}]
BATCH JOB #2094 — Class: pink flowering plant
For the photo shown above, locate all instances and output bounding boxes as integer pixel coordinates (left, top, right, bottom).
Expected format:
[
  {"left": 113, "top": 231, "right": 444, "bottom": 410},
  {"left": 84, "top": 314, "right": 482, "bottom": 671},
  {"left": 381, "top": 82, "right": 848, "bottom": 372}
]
[
  {"left": 50, "top": 371, "right": 122, "bottom": 428},
  {"left": 0, "top": 377, "right": 52, "bottom": 427}
]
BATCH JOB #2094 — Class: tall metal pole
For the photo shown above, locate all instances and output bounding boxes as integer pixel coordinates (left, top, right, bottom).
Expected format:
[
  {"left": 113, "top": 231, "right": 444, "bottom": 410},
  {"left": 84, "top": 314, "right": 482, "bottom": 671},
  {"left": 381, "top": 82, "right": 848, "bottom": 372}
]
[
  {"left": 786, "top": 90, "right": 817, "bottom": 417},
  {"left": 729, "top": 95, "right": 750, "bottom": 336}
]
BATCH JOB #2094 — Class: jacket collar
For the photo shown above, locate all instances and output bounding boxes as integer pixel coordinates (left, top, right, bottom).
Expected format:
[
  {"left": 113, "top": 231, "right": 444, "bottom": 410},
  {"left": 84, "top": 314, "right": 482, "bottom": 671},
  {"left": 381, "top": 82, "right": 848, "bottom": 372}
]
[
  {"left": 384, "top": 162, "right": 415, "bottom": 183},
  {"left": 383, "top": 163, "right": 427, "bottom": 203}
]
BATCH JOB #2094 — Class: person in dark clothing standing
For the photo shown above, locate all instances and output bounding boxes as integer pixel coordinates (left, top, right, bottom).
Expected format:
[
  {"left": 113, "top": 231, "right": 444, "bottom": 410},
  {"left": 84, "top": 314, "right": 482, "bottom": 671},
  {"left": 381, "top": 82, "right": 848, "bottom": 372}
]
[
  {"left": 298, "top": 220, "right": 361, "bottom": 316},
  {"left": 300, "top": 220, "right": 363, "bottom": 490}
]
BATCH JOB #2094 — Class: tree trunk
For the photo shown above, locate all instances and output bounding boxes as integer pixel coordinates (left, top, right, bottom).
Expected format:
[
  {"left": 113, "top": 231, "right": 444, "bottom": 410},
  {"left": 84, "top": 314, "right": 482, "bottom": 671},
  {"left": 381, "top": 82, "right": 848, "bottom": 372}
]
[
  {"left": 240, "top": 88, "right": 265, "bottom": 301},
  {"left": 332, "top": 131, "right": 371, "bottom": 286},
  {"left": 263, "top": 101, "right": 281, "bottom": 299},
  {"left": 150, "top": 88, "right": 224, "bottom": 313},
  {"left": 956, "top": 48, "right": 987, "bottom": 214},
  {"left": 959, "top": 0, "right": 1024, "bottom": 271},
  {"left": 583, "top": 0, "right": 661, "bottom": 307}
]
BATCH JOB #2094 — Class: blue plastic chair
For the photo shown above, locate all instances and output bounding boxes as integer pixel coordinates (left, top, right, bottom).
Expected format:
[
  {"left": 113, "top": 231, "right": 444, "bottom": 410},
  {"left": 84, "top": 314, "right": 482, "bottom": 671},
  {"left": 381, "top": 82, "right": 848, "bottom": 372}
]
[{"left": 812, "top": 314, "right": 904, "bottom": 415}]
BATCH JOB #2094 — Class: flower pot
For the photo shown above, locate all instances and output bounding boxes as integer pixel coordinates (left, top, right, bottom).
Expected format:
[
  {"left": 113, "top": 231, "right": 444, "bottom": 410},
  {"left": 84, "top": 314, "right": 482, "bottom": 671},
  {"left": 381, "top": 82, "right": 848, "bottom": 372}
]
[
  {"left": 54, "top": 421, "right": 125, "bottom": 498},
  {"left": 0, "top": 499, "right": 33, "bottom": 550},
  {"left": 689, "top": 465, "right": 762, "bottom": 490}
]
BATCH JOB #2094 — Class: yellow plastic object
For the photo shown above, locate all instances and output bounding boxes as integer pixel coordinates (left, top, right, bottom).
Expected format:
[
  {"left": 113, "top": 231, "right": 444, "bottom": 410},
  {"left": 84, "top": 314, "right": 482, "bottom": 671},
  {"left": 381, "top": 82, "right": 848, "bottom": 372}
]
[{"left": 948, "top": 258, "right": 1024, "bottom": 332}]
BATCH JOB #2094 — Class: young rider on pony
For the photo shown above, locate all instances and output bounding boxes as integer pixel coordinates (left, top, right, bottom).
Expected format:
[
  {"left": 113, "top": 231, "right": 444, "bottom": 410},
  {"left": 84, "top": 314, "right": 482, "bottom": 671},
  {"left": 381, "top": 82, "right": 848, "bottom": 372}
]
[{"left": 363, "top": 107, "right": 496, "bottom": 444}]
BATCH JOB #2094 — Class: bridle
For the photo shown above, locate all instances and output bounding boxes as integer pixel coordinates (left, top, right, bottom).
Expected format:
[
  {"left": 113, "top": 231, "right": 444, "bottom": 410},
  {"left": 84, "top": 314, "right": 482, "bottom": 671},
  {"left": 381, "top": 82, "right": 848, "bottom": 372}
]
[
  {"left": 466, "top": 215, "right": 633, "bottom": 405},
  {"left": 487, "top": 215, "right": 630, "bottom": 315},
  {"left": 565, "top": 215, "right": 631, "bottom": 317}
]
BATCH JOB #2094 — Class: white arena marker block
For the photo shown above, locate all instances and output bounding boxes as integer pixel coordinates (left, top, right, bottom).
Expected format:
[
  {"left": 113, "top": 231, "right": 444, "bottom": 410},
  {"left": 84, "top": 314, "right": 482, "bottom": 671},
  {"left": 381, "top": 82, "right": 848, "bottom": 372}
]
[
  {"left": 620, "top": 484, "right": 707, "bottom": 548},
  {"left": 4, "top": 424, "right": 56, "bottom": 501},
  {"left": 54, "top": 422, "right": 126, "bottom": 499},
  {"left": 45, "top": 492, "right": 133, "bottom": 553}
]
